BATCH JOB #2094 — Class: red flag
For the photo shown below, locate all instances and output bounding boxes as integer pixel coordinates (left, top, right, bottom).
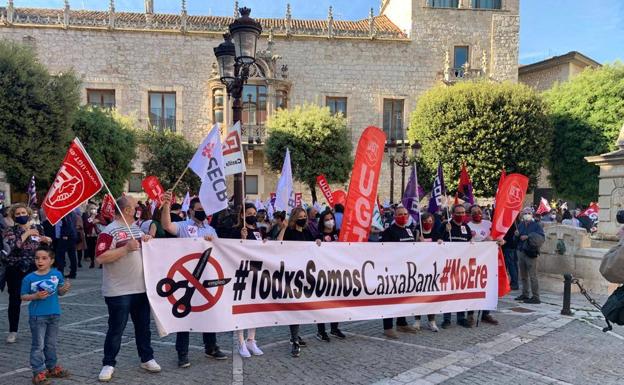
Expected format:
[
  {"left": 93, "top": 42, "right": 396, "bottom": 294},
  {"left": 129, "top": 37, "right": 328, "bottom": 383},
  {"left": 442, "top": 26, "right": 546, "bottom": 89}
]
[
  {"left": 454, "top": 192, "right": 459, "bottom": 206},
  {"left": 101, "top": 194, "right": 116, "bottom": 220},
  {"left": 294, "top": 193, "right": 302, "bottom": 207},
  {"left": 332, "top": 190, "right": 347, "bottom": 206},
  {"left": 141, "top": 176, "right": 165, "bottom": 205},
  {"left": 535, "top": 197, "right": 551, "bottom": 215},
  {"left": 339, "top": 126, "right": 386, "bottom": 242},
  {"left": 458, "top": 162, "right": 474, "bottom": 204},
  {"left": 43, "top": 138, "right": 104, "bottom": 225},
  {"left": 316, "top": 174, "right": 335, "bottom": 207},
  {"left": 579, "top": 202, "right": 599, "bottom": 218},
  {"left": 490, "top": 173, "right": 529, "bottom": 297}
]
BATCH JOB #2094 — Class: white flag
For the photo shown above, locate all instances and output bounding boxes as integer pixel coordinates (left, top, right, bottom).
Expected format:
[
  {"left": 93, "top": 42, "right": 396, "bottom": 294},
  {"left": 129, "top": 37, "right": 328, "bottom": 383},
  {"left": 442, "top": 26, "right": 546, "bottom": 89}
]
[
  {"left": 255, "top": 197, "right": 265, "bottom": 211},
  {"left": 223, "top": 121, "right": 246, "bottom": 176},
  {"left": 188, "top": 124, "right": 228, "bottom": 215},
  {"left": 181, "top": 191, "right": 191, "bottom": 212},
  {"left": 274, "top": 148, "right": 294, "bottom": 212},
  {"left": 371, "top": 200, "right": 384, "bottom": 231}
]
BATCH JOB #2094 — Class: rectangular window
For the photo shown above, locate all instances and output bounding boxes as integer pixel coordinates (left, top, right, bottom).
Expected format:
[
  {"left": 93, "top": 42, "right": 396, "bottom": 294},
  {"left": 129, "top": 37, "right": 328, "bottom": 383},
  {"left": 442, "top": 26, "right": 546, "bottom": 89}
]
[
  {"left": 454, "top": 46, "right": 469, "bottom": 77},
  {"left": 148, "top": 92, "right": 176, "bottom": 131},
  {"left": 242, "top": 85, "right": 267, "bottom": 126},
  {"left": 382, "top": 99, "right": 404, "bottom": 142},
  {"left": 212, "top": 89, "right": 224, "bottom": 124},
  {"left": 276, "top": 90, "right": 288, "bottom": 110},
  {"left": 87, "top": 89, "right": 115, "bottom": 108},
  {"left": 326, "top": 97, "right": 347, "bottom": 117},
  {"left": 245, "top": 175, "right": 259, "bottom": 195},
  {"left": 128, "top": 173, "right": 143, "bottom": 193},
  {"left": 472, "top": 0, "right": 501, "bottom": 9},
  {"left": 430, "top": 0, "right": 459, "bottom": 8}
]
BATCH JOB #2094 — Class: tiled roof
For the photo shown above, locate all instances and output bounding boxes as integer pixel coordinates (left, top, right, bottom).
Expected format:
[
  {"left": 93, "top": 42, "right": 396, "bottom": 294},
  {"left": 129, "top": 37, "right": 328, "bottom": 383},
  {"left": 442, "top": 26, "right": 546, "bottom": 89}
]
[{"left": 0, "top": 7, "right": 408, "bottom": 40}]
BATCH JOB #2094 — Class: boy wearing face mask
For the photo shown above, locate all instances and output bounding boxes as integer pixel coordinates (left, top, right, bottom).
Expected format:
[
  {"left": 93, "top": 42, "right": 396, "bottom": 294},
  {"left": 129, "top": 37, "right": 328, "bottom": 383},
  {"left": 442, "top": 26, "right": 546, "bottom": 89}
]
[{"left": 380, "top": 206, "right": 419, "bottom": 339}]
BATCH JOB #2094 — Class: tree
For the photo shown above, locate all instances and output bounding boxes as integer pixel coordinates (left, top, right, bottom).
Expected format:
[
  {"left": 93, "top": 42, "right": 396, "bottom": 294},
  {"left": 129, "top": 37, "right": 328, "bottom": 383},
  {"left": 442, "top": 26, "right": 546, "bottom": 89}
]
[
  {"left": 0, "top": 40, "right": 80, "bottom": 190},
  {"left": 140, "top": 129, "right": 200, "bottom": 195},
  {"left": 408, "top": 81, "right": 552, "bottom": 197},
  {"left": 265, "top": 104, "right": 353, "bottom": 202},
  {"left": 71, "top": 107, "right": 137, "bottom": 196},
  {"left": 544, "top": 63, "right": 624, "bottom": 203}
]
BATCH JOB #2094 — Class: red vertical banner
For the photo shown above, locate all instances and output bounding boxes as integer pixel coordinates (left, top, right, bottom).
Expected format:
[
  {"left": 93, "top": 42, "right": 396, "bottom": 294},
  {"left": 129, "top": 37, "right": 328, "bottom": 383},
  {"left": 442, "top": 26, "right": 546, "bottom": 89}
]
[
  {"left": 332, "top": 190, "right": 347, "bottom": 206},
  {"left": 339, "top": 126, "right": 386, "bottom": 242},
  {"left": 491, "top": 173, "right": 529, "bottom": 297},
  {"left": 316, "top": 175, "right": 335, "bottom": 207},
  {"left": 142, "top": 176, "right": 165, "bottom": 205}
]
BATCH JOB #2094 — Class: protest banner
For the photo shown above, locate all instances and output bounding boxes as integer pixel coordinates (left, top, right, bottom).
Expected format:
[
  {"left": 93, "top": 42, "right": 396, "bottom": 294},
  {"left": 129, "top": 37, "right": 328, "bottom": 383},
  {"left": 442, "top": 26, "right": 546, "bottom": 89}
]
[{"left": 143, "top": 238, "right": 498, "bottom": 335}]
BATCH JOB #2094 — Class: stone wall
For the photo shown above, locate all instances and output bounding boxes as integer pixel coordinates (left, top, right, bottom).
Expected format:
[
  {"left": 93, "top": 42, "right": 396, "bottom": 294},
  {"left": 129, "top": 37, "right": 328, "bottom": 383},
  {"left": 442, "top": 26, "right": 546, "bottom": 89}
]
[
  {"left": 0, "top": 0, "right": 519, "bottom": 202},
  {"left": 519, "top": 62, "right": 569, "bottom": 92}
]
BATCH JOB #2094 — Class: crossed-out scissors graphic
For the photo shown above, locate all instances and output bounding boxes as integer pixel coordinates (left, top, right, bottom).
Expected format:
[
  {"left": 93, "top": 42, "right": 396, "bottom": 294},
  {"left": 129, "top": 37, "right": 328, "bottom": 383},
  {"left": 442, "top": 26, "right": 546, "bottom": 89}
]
[{"left": 156, "top": 248, "right": 231, "bottom": 318}]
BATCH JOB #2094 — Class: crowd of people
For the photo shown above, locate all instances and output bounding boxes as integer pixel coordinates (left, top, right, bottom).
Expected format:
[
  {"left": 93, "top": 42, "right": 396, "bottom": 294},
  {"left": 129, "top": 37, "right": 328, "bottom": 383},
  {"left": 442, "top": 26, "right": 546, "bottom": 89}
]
[{"left": 0, "top": 193, "right": 557, "bottom": 384}]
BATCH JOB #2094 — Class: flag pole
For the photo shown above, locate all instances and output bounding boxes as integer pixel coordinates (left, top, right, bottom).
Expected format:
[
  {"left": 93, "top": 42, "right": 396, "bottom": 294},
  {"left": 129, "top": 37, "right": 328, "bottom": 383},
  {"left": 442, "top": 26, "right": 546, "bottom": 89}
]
[
  {"left": 102, "top": 183, "right": 134, "bottom": 236},
  {"left": 414, "top": 165, "right": 423, "bottom": 235},
  {"left": 171, "top": 167, "right": 189, "bottom": 192}
]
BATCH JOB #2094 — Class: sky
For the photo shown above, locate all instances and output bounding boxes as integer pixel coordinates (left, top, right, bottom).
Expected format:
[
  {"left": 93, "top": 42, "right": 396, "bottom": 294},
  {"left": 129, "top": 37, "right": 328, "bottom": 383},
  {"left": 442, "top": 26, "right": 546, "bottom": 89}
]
[{"left": 11, "top": 0, "right": 624, "bottom": 65}]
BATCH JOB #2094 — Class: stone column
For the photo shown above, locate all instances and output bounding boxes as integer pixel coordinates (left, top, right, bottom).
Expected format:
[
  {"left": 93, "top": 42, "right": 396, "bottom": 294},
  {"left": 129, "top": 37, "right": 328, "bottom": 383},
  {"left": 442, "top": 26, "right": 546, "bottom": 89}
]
[{"left": 585, "top": 123, "right": 624, "bottom": 239}]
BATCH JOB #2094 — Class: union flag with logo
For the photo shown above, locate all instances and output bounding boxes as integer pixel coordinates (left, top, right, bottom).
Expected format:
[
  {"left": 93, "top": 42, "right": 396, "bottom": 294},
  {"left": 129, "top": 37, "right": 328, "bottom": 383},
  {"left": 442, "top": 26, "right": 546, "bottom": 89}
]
[{"left": 43, "top": 138, "right": 104, "bottom": 225}]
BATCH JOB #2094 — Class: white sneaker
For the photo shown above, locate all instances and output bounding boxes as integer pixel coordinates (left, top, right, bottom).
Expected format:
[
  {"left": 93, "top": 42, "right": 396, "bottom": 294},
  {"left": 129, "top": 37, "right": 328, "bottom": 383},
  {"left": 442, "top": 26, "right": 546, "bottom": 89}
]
[
  {"left": 140, "top": 359, "right": 161, "bottom": 373},
  {"left": 429, "top": 321, "right": 439, "bottom": 332},
  {"left": 6, "top": 332, "right": 17, "bottom": 344},
  {"left": 246, "top": 340, "right": 264, "bottom": 356},
  {"left": 98, "top": 365, "right": 115, "bottom": 382},
  {"left": 239, "top": 342, "right": 251, "bottom": 358}
]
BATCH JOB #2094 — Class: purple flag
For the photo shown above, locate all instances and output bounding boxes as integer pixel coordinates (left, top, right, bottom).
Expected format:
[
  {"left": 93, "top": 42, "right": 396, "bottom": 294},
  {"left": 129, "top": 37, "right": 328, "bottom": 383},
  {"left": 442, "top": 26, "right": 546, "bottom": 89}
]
[
  {"left": 428, "top": 162, "right": 446, "bottom": 214},
  {"left": 27, "top": 176, "right": 37, "bottom": 208},
  {"left": 402, "top": 166, "right": 423, "bottom": 222}
]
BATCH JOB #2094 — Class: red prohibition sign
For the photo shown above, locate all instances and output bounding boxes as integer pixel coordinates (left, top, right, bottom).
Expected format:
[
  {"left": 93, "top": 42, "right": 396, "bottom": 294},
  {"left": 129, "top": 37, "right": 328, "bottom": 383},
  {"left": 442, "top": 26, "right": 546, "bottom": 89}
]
[{"left": 165, "top": 252, "right": 225, "bottom": 313}]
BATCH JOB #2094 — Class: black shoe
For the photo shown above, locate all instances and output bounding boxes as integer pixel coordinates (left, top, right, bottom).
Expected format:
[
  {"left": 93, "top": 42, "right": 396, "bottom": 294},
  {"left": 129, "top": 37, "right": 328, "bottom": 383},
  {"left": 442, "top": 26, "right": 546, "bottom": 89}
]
[
  {"left": 458, "top": 319, "right": 473, "bottom": 328},
  {"left": 441, "top": 320, "right": 451, "bottom": 329},
  {"left": 178, "top": 355, "right": 191, "bottom": 368},
  {"left": 510, "top": 286, "right": 519, "bottom": 290},
  {"left": 297, "top": 336, "right": 307, "bottom": 347},
  {"left": 330, "top": 329, "right": 346, "bottom": 339},
  {"left": 205, "top": 349, "right": 228, "bottom": 360},
  {"left": 78, "top": 264, "right": 82, "bottom": 268},
  {"left": 515, "top": 294, "right": 529, "bottom": 301},
  {"left": 291, "top": 342, "right": 301, "bottom": 357},
  {"left": 89, "top": 264, "right": 95, "bottom": 269},
  {"left": 523, "top": 297, "right": 541, "bottom": 304},
  {"left": 65, "top": 275, "right": 76, "bottom": 279},
  {"left": 316, "top": 332, "right": 330, "bottom": 342}
]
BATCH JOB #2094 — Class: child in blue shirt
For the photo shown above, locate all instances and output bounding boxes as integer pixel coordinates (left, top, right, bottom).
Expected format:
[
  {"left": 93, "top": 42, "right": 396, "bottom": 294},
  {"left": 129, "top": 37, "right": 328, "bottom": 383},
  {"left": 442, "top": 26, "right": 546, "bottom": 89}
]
[{"left": 21, "top": 245, "right": 71, "bottom": 385}]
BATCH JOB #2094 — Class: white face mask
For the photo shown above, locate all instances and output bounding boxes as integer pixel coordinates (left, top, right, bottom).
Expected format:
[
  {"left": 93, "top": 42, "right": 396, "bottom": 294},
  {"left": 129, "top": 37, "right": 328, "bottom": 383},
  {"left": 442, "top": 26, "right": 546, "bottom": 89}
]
[
  {"left": 324, "top": 220, "right": 335, "bottom": 229},
  {"left": 523, "top": 214, "right": 533, "bottom": 222}
]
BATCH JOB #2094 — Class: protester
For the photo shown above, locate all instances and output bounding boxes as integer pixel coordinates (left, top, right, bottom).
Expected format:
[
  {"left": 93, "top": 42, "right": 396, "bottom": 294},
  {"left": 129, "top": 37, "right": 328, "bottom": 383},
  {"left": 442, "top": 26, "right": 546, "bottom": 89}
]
[
  {"left": 256, "top": 209, "right": 271, "bottom": 238},
  {"left": 562, "top": 210, "right": 581, "bottom": 228},
  {"left": 277, "top": 207, "right": 319, "bottom": 357},
  {"left": 236, "top": 203, "right": 265, "bottom": 358},
  {"left": 306, "top": 206, "right": 320, "bottom": 239},
  {"left": 160, "top": 192, "right": 227, "bottom": 368},
  {"left": 135, "top": 204, "right": 152, "bottom": 234},
  {"left": 75, "top": 208, "right": 86, "bottom": 268},
  {"left": 315, "top": 210, "right": 346, "bottom": 341},
  {"left": 441, "top": 204, "right": 474, "bottom": 329},
  {"left": 83, "top": 204, "right": 100, "bottom": 268},
  {"left": 380, "top": 206, "right": 419, "bottom": 339},
  {"left": 334, "top": 204, "right": 344, "bottom": 231},
  {"left": 169, "top": 203, "right": 184, "bottom": 222},
  {"left": 2, "top": 203, "right": 53, "bottom": 343},
  {"left": 95, "top": 196, "right": 161, "bottom": 381},
  {"left": 468, "top": 205, "right": 499, "bottom": 325},
  {"left": 502, "top": 221, "right": 519, "bottom": 290},
  {"left": 515, "top": 209, "right": 545, "bottom": 304},
  {"left": 415, "top": 212, "right": 441, "bottom": 332},
  {"left": 54, "top": 210, "right": 79, "bottom": 279},
  {"left": 268, "top": 211, "right": 286, "bottom": 240},
  {"left": 20, "top": 245, "right": 71, "bottom": 385},
  {"left": 148, "top": 207, "right": 176, "bottom": 238}
]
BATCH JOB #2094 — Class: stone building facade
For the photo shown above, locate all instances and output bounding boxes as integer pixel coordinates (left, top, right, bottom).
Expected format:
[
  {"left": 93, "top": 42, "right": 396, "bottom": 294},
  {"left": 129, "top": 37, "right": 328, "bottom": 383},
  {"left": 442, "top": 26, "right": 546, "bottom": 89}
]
[{"left": 0, "top": 0, "right": 519, "bottom": 204}]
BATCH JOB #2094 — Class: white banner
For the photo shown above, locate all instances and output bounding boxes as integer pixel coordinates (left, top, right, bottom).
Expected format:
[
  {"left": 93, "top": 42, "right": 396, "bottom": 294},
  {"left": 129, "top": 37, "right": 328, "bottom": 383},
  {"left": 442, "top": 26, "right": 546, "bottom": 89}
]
[
  {"left": 143, "top": 239, "right": 498, "bottom": 336},
  {"left": 223, "top": 122, "right": 246, "bottom": 176}
]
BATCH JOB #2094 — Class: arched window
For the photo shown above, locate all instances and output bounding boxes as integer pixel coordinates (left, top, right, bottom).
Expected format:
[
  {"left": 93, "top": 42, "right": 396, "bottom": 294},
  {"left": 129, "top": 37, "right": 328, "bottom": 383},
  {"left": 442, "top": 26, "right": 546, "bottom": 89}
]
[{"left": 242, "top": 84, "right": 267, "bottom": 125}]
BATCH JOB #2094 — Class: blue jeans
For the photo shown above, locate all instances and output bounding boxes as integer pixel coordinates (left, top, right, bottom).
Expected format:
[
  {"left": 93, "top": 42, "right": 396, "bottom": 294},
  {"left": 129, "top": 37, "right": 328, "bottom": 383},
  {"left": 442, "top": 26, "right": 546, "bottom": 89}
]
[
  {"left": 29, "top": 315, "right": 60, "bottom": 375},
  {"left": 55, "top": 238, "right": 77, "bottom": 277},
  {"left": 103, "top": 293, "right": 154, "bottom": 367},
  {"left": 503, "top": 248, "right": 519, "bottom": 289}
]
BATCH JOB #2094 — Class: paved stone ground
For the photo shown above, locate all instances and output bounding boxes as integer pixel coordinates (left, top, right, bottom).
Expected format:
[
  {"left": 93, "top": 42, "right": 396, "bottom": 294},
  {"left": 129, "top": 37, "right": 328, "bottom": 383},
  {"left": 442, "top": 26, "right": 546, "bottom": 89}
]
[{"left": 1, "top": 266, "right": 621, "bottom": 385}]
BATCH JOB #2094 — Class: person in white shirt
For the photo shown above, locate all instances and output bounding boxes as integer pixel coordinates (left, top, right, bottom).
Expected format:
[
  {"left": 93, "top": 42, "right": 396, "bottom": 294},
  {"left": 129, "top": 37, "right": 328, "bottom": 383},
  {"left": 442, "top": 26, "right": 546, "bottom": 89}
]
[{"left": 561, "top": 210, "right": 581, "bottom": 228}]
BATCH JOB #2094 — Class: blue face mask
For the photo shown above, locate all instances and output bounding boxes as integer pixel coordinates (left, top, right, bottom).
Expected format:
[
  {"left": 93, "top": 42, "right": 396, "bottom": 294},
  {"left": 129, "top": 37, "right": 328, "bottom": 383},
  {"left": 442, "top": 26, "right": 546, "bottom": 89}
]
[{"left": 15, "top": 215, "right": 29, "bottom": 225}]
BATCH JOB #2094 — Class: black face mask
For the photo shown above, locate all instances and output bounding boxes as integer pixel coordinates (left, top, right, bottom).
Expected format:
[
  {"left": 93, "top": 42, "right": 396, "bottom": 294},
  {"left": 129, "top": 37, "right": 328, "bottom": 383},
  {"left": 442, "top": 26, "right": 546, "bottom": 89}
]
[
  {"left": 15, "top": 215, "right": 29, "bottom": 225},
  {"left": 194, "top": 210, "right": 207, "bottom": 222},
  {"left": 295, "top": 218, "right": 307, "bottom": 227},
  {"left": 245, "top": 216, "right": 257, "bottom": 226}
]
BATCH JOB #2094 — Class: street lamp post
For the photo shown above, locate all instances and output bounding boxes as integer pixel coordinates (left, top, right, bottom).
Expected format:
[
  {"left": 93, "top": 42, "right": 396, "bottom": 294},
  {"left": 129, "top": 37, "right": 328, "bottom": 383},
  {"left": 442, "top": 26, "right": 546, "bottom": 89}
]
[
  {"left": 214, "top": 7, "right": 262, "bottom": 212},
  {"left": 389, "top": 141, "right": 421, "bottom": 203}
]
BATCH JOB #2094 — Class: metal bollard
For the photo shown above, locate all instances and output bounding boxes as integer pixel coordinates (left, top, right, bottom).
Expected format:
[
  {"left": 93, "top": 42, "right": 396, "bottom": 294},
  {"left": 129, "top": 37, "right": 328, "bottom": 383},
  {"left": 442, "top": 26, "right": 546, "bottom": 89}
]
[{"left": 561, "top": 273, "right": 573, "bottom": 316}]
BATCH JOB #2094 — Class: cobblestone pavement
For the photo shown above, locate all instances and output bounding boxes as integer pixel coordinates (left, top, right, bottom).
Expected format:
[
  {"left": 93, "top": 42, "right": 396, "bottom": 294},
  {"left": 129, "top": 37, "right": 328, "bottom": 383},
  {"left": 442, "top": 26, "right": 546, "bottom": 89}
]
[{"left": 1, "top": 267, "right": 621, "bottom": 385}]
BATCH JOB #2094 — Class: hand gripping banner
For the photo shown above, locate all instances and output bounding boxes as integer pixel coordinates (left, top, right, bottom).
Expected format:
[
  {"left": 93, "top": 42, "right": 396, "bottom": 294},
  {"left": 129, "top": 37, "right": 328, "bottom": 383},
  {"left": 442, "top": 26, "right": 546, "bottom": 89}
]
[
  {"left": 339, "top": 126, "right": 386, "bottom": 242},
  {"left": 143, "top": 238, "right": 498, "bottom": 336}
]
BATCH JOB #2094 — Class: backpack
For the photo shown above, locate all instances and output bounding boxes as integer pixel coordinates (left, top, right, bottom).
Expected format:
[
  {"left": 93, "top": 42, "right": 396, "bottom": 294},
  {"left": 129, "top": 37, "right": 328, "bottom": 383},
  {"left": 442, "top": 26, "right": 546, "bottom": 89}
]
[
  {"left": 600, "top": 239, "right": 624, "bottom": 283},
  {"left": 601, "top": 286, "right": 624, "bottom": 330},
  {"left": 524, "top": 232, "right": 545, "bottom": 258}
]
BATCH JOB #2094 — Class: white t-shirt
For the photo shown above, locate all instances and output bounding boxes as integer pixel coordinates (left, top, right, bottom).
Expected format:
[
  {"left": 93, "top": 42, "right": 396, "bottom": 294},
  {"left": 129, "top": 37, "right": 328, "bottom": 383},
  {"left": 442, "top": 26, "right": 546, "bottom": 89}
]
[{"left": 469, "top": 220, "right": 492, "bottom": 242}]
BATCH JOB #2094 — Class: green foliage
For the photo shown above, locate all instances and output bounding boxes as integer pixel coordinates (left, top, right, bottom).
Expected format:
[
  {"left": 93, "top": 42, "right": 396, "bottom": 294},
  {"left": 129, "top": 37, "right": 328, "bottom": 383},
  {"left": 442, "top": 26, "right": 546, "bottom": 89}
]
[
  {"left": 0, "top": 40, "right": 80, "bottom": 189},
  {"left": 265, "top": 104, "right": 353, "bottom": 201},
  {"left": 71, "top": 107, "right": 137, "bottom": 196},
  {"left": 544, "top": 63, "right": 624, "bottom": 203},
  {"left": 140, "top": 129, "right": 200, "bottom": 195},
  {"left": 409, "top": 81, "right": 552, "bottom": 196}
]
